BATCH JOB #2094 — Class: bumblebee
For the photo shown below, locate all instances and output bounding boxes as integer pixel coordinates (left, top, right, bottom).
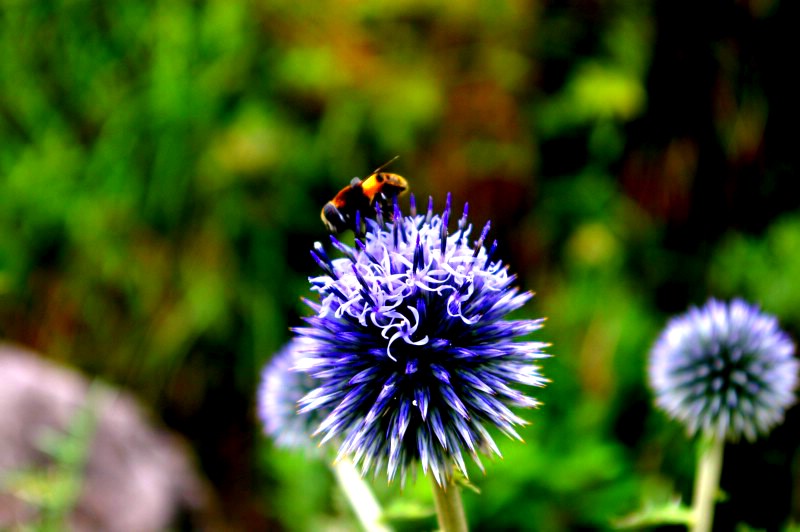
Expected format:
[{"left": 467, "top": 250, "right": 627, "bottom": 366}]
[{"left": 321, "top": 157, "right": 408, "bottom": 233}]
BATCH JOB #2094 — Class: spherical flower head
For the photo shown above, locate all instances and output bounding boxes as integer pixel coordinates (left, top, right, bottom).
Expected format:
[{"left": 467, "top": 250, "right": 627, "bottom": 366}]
[
  {"left": 294, "top": 194, "right": 549, "bottom": 486},
  {"left": 258, "top": 338, "right": 325, "bottom": 450},
  {"left": 649, "top": 298, "right": 798, "bottom": 441}
]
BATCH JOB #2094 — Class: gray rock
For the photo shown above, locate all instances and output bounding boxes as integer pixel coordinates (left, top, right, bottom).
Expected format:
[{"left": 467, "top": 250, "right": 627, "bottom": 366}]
[{"left": 0, "top": 344, "right": 215, "bottom": 531}]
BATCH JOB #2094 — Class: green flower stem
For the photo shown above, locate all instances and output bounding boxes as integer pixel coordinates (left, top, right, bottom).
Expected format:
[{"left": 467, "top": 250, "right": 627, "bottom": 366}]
[
  {"left": 332, "top": 458, "right": 390, "bottom": 532},
  {"left": 431, "top": 476, "right": 468, "bottom": 532},
  {"left": 691, "top": 436, "right": 724, "bottom": 532}
]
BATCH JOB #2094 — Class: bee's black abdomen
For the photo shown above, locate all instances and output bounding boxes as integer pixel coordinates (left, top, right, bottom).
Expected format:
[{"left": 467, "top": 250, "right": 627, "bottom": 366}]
[{"left": 322, "top": 203, "right": 350, "bottom": 233}]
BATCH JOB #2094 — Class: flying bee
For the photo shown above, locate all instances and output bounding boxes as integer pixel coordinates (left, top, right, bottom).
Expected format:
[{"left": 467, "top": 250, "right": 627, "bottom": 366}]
[{"left": 321, "top": 156, "right": 408, "bottom": 233}]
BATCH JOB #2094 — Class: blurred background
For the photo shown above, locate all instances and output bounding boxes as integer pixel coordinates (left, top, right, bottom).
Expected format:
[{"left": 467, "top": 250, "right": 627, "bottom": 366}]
[{"left": 1, "top": 0, "right": 799, "bottom": 530}]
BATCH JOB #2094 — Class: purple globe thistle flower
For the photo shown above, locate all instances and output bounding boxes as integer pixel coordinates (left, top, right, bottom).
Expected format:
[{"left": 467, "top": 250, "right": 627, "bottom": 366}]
[
  {"left": 649, "top": 298, "right": 798, "bottom": 441},
  {"left": 258, "top": 338, "right": 325, "bottom": 450},
  {"left": 293, "top": 194, "right": 549, "bottom": 486}
]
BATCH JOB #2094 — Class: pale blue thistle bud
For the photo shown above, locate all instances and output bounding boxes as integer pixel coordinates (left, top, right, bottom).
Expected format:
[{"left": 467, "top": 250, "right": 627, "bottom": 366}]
[
  {"left": 258, "top": 338, "right": 324, "bottom": 450},
  {"left": 649, "top": 298, "right": 798, "bottom": 441}
]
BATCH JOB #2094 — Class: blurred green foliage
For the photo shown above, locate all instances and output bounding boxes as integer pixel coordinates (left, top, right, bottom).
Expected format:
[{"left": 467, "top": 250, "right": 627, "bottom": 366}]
[
  {"left": 1, "top": 0, "right": 798, "bottom": 530},
  {"left": 711, "top": 213, "right": 800, "bottom": 323}
]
